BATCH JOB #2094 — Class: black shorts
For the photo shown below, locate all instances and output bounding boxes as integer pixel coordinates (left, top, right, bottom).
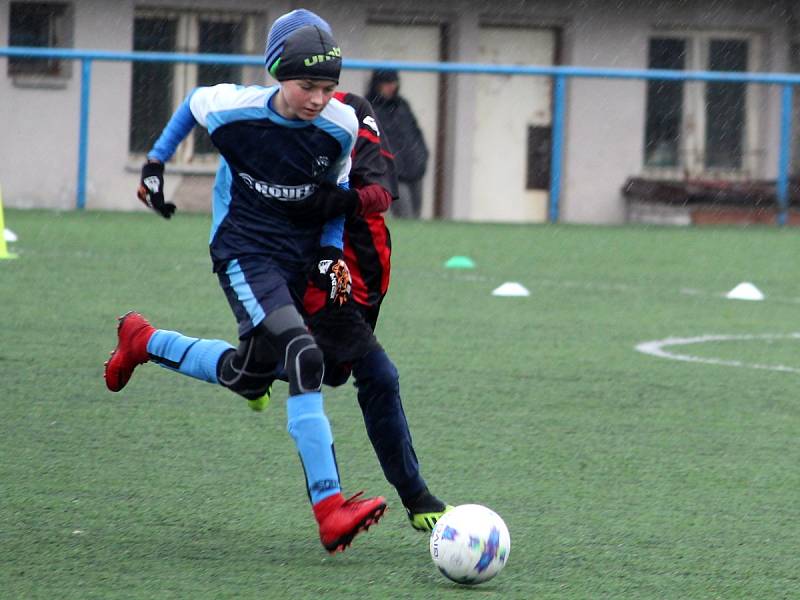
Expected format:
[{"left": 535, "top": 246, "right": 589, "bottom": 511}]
[{"left": 307, "top": 301, "right": 382, "bottom": 366}]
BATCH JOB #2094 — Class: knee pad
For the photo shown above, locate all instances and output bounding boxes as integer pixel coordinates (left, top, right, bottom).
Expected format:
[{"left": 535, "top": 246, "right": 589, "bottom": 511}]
[
  {"left": 218, "top": 330, "right": 279, "bottom": 400},
  {"left": 282, "top": 327, "right": 325, "bottom": 395},
  {"left": 259, "top": 305, "right": 324, "bottom": 395}
]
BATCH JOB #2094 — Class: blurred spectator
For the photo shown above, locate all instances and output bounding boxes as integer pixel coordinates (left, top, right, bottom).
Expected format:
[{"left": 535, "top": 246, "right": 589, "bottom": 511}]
[{"left": 366, "top": 69, "right": 429, "bottom": 218}]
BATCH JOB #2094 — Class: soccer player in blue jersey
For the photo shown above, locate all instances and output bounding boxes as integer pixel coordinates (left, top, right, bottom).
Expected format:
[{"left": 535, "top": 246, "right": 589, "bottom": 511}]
[{"left": 104, "top": 9, "right": 385, "bottom": 554}]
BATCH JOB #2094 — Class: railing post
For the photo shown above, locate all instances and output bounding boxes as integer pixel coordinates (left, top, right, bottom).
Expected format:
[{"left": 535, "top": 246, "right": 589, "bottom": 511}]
[
  {"left": 776, "top": 84, "right": 793, "bottom": 226},
  {"left": 549, "top": 75, "right": 566, "bottom": 223},
  {"left": 76, "top": 58, "right": 92, "bottom": 210}
]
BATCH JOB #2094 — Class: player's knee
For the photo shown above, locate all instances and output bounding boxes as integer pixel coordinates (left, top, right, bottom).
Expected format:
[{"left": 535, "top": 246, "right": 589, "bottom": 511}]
[
  {"left": 218, "top": 338, "right": 277, "bottom": 400},
  {"left": 376, "top": 356, "right": 399, "bottom": 388},
  {"left": 284, "top": 330, "right": 324, "bottom": 394},
  {"left": 354, "top": 350, "right": 398, "bottom": 393},
  {"left": 260, "top": 306, "right": 324, "bottom": 395}
]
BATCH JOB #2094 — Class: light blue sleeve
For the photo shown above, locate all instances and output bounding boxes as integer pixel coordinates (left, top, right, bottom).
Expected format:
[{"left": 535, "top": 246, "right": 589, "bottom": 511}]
[
  {"left": 318, "top": 180, "right": 351, "bottom": 249},
  {"left": 320, "top": 215, "right": 345, "bottom": 250},
  {"left": 147, "top": 92, "right": 198, "bottom": 162}
]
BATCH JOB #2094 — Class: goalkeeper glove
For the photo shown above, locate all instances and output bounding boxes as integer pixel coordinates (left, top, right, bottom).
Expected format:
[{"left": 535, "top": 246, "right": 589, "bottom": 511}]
[
  {"left": 137, "top": 160, "right": 176, "bottom": 219},
  {"left": 310, "top": 246, "right": 352, "bottom": 307}
]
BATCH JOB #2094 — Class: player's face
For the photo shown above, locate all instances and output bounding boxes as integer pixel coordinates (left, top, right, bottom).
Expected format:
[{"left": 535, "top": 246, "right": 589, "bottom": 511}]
[{"left": 278, "top": 79, "right": 337, "bottom": 120}]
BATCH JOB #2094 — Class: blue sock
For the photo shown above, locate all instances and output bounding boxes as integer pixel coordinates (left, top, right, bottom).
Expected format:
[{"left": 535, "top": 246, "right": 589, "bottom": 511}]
[
  {"left": 147, "top": 329, "right": 233, "bottom": 383},
  {"left": 287, "top": 392, "right": 341, "bottom": 504}
]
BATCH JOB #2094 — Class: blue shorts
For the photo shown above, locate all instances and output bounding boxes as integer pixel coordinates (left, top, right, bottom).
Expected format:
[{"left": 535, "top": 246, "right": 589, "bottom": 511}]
[{"left": 217, "top": 256, "right": 307, "bottom": 339}]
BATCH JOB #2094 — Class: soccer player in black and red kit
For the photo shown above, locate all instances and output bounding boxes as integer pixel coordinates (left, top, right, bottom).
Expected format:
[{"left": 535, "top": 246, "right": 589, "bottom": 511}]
[{"left": 295, "top": 90, "right": 451, "bottom": 532}]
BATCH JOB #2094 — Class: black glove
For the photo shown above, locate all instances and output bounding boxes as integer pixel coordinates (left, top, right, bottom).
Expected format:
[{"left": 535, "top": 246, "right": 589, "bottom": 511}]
[
  {"left": 137, "top": 161, "right": 176, "bottom": 219},
  {"left": 288, "top": 182, "right": 359, "bottom": 224},
  {"left": 310, "top": 246, "right": 352, "bottom": 306}
]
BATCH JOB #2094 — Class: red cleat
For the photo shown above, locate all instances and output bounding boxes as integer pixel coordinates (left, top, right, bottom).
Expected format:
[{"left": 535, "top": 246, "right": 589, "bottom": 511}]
[
  {"left": 104, "top": 311, "right": 155, "bottom": 392},
  {"left": 313, "top": 492, "right": 387, "bottom": 553}
]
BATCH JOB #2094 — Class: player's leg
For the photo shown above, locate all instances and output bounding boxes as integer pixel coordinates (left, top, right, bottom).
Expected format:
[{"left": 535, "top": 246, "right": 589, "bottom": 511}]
[
  {"left": 262, "top": 305, "right": 338, "bottom": 502},
  {"left": 361, "top": 301, "right": 381, "bottom": 333},
  {"left": 105, "top": 312, "right": 274, "bottom": 413},
  {"left": 104, "top": 311, "right": 233, "bottom": 393},
  {"left": 310, "top": 302, "right": 451, "bottom": 532},
  {"left": 306, "top": 300, "right": 375, "bottom": 388},
  {"left": 104, "top": 259, "right": 281, "bottom": 404},
  {"left": 260, "top": 303, "right": 386, "bottom": 552},
  {"left": 216, "top": 327, "right": 278, "bottom": 411},
  {"left": 224, "top": 257, "right": 385, "bottom": 551},
  {"left": 351, "top": 348, "right": 451, "bottom": 531}
]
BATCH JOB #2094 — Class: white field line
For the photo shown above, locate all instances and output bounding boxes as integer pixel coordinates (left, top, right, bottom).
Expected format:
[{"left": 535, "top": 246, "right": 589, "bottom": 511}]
[{"left": 635, "top": 333, "right": 800, "bottom": 374}]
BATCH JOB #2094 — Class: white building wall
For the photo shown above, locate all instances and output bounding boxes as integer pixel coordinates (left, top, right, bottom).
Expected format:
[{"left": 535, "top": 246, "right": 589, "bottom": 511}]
[
  {"left": 442, "top": 7, "right": 479, "bottom": 222},
  {"left": 558, "top": 0, "right": 792, "bottom": 224},
  {"left": 79, "top": 0, "right": 135, "bottom": 211},
  {"left": 0, "top": 0, "right": 137, "bottom": 210},
  {"left": 0, "top": 0, "right": 795, "bottom": 223},
  {"left": 1, "top": 0, "right": 78, "bottom": 208},
  {"left": 561, "top": 6, "right": 650, "bottom": 224}
]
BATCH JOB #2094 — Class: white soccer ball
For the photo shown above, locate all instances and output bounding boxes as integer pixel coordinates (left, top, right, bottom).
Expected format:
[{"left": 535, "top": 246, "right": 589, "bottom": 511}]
[{"left": 429, "top": 504, "right": 511, "bottom": 585}]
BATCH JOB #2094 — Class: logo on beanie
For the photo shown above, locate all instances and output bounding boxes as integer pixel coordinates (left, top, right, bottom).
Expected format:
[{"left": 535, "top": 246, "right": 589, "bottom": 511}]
[{"left": 304, "top": 46, "right": 341, "bottom": 67}]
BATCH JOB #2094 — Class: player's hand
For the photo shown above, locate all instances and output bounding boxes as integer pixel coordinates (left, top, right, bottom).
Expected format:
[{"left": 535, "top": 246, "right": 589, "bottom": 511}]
[
  {"left": 137, "top": 160, "right": 176, "bottom": 219},
  {"left": 289, "top": 182, "right": 359, "bottom": 224},
  {"left": 317, "top": 182, "right": 359, "bottom": 219},
  {"left": 310, "top": 246, "right": 352, "bottom": 306}
]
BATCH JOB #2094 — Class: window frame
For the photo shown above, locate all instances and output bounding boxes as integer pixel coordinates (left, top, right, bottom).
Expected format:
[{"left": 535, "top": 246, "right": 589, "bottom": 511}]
[
  {"left": 7, "top": 1, "right": 74, "bottom": 85},
  {"left": 129, "top": 8, "right": 259, "bottom": 166},
  {"left": 642, "top": 28, "right": 764, "bottom": 180}
]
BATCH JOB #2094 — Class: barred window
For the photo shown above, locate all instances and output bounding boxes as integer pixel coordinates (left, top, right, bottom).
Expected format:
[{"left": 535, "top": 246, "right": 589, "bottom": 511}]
[
  {"left": 8, "top": 2, "right": 73, "bottom": 78},
  {"left": 129, "top": 10, "right": 255, "bottom": 161},
  {"left": 644, "top": 38, "right": 686, "bottom": 168},
  {"left": 643, "top": 31, "right": 758, "bottom": 177},
  {"left": 129, "top": 17, "right": 179, "bottom": 154}
]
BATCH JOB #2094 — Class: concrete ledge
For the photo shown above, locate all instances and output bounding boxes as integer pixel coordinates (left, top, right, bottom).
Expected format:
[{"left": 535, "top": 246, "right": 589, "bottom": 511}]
[{"left": 624, "top": 177, "right": 800, "bottom": 226}]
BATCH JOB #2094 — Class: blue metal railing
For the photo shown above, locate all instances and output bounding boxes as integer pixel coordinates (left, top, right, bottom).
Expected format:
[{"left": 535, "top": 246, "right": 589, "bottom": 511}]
[{"left": 1, "top": 46, "right": 798, "bottom": 224}]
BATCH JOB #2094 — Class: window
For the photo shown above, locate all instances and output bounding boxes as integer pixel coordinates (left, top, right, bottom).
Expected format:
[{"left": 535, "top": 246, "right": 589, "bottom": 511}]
[
  {"left": 644, "top": 38, "right": 686, "bottom": 167},
  {"left": 526, "top": 125, "right": 551, "bottom": 190},
  {"left": 8, "top": 2, "right": 73, "bottom": 78},
  {"left": 644, "top": 31, "right": 759, "bottom": 176},
  {"left": 705, "top": 40, "right": 747, "bottom": 169},
  {"left": 128, "top": 10, "right": 254, "bottom": 161},
  {"left": 129, "top": 17, "right": 178, "bottom": 154},
  {"left": 193, "top": 20, "right": 244, "bottom": 155}
]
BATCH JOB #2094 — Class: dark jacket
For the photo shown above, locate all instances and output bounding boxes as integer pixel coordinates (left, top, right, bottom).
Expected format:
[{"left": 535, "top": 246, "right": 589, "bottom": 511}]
[{"left": 366, "top": 74, "right": 429, "bottom": 183}]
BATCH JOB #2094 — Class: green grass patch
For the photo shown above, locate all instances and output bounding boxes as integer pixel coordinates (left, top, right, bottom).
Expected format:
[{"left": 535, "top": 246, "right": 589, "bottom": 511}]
[{"left": 1, "top": 209, "right": 799, "bottom": 599}]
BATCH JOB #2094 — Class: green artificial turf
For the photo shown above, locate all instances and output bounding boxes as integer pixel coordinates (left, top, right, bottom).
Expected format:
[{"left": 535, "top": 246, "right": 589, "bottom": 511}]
[{"left": 1, "top": 209, "right": 798, "bottom": 599}]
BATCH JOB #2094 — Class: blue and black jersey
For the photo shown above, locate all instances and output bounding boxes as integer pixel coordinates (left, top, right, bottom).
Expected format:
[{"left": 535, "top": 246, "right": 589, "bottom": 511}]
[{"left": 148, "top": 83, "right": 357, "bottom": 272}]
